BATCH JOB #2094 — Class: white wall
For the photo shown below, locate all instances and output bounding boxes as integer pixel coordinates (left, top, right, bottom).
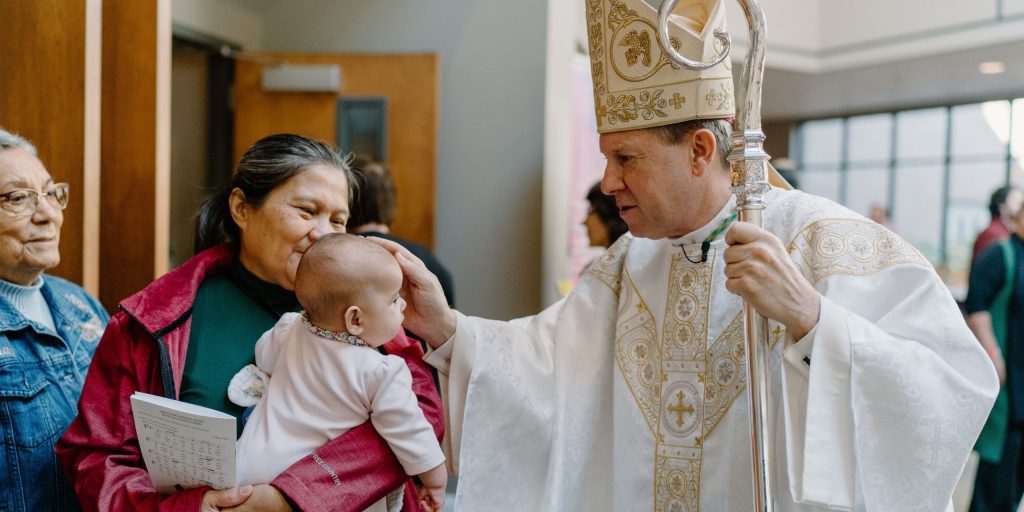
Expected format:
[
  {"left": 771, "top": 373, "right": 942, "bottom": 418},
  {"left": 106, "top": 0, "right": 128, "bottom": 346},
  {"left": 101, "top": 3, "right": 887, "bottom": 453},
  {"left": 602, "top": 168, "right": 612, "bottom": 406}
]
[
  {"left": 258, "top": 0, "right": 548, "bottom": 319},
  {"left": 172, "top": 0, "right": 265, "bottom": 49},
  {"left": 721, "top": 0, "right": 1024, "bottom": 73},
  {"left": 725, "top": 0, "right": 820, "bottom": 71},
  {"left": 169, "top": 0, "right": 1024, "bottom": 317},
  {"left": 541, "top": 0, "right": 576, "bottom": 307},
  {"left": 1009, "top": 0, "right": 1024, "bottom": 17},
  {"left": 820, "top": 0, "right": 995, "bottom": 49}
]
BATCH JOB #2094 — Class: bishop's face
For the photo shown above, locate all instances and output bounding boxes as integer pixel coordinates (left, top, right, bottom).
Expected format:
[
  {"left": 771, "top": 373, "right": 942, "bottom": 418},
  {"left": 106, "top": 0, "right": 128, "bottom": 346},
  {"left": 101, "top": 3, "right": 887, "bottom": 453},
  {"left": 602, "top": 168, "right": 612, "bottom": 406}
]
[{"left": 598, "top": 128, "right": 714, "bottom": 240}]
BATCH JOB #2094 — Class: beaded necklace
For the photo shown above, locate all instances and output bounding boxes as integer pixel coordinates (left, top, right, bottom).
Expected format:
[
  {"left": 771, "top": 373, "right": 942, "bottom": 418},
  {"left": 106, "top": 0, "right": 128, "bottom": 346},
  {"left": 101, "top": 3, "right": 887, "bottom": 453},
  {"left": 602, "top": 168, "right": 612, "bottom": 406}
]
[{"left": 301, "top": 311, "right": 368, "bottom": 347}]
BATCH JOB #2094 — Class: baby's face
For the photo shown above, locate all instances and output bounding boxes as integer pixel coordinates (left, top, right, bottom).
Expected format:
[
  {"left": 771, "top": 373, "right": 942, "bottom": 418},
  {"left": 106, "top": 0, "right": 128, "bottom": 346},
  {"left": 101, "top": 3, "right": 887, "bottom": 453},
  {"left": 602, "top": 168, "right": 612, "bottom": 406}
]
[{"left": 357, "top": 259, "right": 406, "bottom": 347}]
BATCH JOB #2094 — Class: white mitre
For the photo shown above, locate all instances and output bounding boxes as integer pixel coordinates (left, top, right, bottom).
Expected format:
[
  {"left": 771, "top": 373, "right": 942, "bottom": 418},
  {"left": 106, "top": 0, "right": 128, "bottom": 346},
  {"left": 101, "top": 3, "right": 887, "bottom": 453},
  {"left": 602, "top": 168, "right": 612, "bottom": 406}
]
[{"left": 585, "top": 0, "right": 735, "bottom": 133}]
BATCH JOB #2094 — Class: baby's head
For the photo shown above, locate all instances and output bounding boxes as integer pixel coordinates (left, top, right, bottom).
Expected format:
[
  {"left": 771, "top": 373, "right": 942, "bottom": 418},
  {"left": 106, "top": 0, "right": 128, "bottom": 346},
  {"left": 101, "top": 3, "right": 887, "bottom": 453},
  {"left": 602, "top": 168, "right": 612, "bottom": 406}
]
[{"left": 295, "top": 233, "right": 406, "bottom": 347}]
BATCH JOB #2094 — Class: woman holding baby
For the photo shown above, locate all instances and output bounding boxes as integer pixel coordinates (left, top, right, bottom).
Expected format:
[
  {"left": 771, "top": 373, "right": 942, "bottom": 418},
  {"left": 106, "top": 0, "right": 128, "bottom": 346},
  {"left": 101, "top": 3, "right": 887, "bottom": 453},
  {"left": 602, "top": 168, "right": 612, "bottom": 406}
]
[{"left": 56, "top": 134, "right": 443, "bottom": 512}]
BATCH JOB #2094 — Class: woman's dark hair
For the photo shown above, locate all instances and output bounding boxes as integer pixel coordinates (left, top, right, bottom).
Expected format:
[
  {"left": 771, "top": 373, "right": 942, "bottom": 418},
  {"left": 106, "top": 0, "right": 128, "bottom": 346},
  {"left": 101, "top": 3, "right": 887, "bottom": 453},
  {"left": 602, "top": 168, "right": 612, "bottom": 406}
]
[
  {"left": 587, "top": 182, "right": 628, "bottom": 245},
  {"left": 195, "top": 133, "right": 353, "bottom": 252},
  {"left": 347, "top": 156, "right": 397, "bottom": 229},
  {"left": 989, "top": 185, "right": 1015, "bottom": 219}
]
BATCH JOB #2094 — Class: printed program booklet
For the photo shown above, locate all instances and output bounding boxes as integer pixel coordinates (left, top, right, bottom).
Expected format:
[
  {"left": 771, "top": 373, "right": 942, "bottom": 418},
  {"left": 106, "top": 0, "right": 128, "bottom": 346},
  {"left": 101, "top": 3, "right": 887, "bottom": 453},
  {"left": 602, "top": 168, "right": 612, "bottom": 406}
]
[{"left": 130, "top": 391, "right": 236, "bottom": 493}]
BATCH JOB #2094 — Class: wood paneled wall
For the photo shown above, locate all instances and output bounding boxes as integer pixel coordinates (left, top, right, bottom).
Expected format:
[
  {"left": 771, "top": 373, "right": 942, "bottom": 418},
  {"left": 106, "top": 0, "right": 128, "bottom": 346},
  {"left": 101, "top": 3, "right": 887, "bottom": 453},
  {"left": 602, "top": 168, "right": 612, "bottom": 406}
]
[
  {"left": 99, "top": 0, "right": 172, "bottom": 308},
  {"left": 234, "top": 54, "right": 439, "bottom": 248},
  {"left": 3, "top": 10, "right": 438, "bottom": 310},
  {"left": 0, "top": 0, "right": 102, "bottom": 294}
]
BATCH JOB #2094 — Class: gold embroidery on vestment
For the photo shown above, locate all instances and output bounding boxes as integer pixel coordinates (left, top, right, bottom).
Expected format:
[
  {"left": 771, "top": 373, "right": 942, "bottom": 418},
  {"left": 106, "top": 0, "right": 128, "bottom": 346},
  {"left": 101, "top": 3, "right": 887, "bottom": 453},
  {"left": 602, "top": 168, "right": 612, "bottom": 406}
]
[
  {"left": 652, "top": 254, "right": 712, "bottom": 512},
  {"left": 584, "top": 236, "right": 632, "bottom": 295},
  {"left": 615, "top": 248, "right": 753, "bottom": 511},
  {"left": 787, "top": 218, "right": 929, "bottom": 284},
  {"left": 702, "top": 313, "right": 745, "bottom": 436},
  {"left": 615, "top": 266, "right": 661, "bottom": 435}
]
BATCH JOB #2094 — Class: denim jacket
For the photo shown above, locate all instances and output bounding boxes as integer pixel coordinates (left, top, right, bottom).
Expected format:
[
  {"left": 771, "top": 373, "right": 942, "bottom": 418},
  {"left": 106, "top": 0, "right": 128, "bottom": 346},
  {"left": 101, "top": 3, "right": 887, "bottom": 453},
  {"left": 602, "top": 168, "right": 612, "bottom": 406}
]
[{"left": 0, "top": 275, "right": 108, "bottom": 512}]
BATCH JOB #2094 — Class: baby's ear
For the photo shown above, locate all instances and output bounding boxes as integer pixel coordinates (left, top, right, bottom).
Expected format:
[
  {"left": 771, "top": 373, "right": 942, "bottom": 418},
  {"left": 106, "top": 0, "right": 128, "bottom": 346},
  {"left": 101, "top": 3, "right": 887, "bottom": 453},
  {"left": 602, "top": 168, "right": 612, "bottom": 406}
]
[{"left": 344, "top": 305, "right": 363, "bottom": 335}]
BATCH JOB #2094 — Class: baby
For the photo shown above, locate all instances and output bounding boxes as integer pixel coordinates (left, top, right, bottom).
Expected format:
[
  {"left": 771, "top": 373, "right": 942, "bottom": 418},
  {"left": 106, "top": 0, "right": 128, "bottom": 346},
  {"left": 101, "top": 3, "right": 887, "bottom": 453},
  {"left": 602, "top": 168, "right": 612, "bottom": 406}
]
[{"left": 233, "top": 233, "right": 446, "bottom": 512}]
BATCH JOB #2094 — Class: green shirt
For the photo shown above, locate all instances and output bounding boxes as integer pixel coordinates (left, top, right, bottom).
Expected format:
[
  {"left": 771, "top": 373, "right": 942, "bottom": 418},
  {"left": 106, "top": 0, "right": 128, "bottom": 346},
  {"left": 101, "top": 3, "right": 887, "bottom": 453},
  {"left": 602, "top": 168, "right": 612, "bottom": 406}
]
[{"left": 179, "top": 260, "right": 300, "bottom": 437}]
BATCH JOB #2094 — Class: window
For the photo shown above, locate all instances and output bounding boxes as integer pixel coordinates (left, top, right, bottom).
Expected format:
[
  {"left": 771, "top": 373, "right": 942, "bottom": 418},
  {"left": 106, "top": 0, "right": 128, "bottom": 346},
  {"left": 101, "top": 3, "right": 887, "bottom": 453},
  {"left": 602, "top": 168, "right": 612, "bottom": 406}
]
[{"left": 792, "top": 99, "right": 1021, "bottom": 300}]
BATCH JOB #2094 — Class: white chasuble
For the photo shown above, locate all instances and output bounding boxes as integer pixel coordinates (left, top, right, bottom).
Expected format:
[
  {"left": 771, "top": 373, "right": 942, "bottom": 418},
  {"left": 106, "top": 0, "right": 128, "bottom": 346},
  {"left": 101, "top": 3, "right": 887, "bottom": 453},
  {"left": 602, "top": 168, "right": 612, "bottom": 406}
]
[{"left": 425, "top": 189, "right": 998, "bottom": 512}]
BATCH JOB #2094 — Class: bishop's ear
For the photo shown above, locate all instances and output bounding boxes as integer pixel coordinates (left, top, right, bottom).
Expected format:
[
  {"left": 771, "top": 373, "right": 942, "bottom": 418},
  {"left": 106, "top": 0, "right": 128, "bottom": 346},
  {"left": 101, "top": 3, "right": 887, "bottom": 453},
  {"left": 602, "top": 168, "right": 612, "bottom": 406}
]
[
  {"left": 689, "top": 128, "right": 717, "bottom": 177},
  {"left": 344, "top": 305, "right": 364, "bottom": 335}
]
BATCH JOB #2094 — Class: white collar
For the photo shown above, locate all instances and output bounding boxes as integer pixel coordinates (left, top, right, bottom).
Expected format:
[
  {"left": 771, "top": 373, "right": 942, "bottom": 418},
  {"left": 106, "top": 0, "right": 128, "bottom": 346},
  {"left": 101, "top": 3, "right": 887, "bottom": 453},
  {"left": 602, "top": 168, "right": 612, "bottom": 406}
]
[{"left": 665, "top": 195, "right": 736, "bottom": 248}]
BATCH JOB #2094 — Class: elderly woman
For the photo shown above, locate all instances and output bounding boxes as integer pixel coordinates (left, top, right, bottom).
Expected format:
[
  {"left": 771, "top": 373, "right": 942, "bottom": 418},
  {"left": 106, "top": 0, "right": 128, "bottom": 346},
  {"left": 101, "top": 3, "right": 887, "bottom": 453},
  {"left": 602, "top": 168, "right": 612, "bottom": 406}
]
[
  {"left": 56, "top": 134, "right": 442, "bottom": 511},
  {"left": 0, "top": 128, "right": 109, "bottom": 512}
]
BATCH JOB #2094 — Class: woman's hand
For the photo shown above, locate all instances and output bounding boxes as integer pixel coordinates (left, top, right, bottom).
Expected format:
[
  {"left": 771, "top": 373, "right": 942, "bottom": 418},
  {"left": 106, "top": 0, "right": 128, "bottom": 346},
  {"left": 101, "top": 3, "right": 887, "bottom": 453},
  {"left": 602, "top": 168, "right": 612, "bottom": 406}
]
[
  {"left": 222, "top": 484, "right": 293, "bottom": 511},
  {"left": 369, "top": 237, "right": 457, "bottom": 348},
  {"left": 201, "top": 486, "right": 253, "bottom": 512}
]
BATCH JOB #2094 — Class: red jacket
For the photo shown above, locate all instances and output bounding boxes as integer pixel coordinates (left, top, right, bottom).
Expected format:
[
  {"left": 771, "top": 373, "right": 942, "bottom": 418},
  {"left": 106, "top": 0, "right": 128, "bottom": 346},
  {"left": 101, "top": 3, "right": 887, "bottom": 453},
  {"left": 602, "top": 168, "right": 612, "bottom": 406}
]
[{"left": 56, "top": 245, "right": 443, "bottom": 512}]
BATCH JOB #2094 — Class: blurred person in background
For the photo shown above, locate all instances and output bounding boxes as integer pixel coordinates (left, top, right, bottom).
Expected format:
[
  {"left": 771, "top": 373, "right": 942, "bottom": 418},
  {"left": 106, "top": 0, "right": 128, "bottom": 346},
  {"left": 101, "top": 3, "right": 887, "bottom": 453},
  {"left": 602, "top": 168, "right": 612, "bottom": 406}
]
[
  {"left": 0, "top": 128, "right": 108, "bottom": 512},
  {"left": 868, "top": 203, "right": 891, "bottom": 229},
  {"left": 966, "top": 200, "right": 1024, "bottom": 512},
  {"left": 583, "top": 181, "right": 628, "bottom": 249},
  {"left": 348, "top": 157, "right": 455, "bottom": 307},
  {"left": 973, "top": 186, "right": 1024, "bottom": 266}
]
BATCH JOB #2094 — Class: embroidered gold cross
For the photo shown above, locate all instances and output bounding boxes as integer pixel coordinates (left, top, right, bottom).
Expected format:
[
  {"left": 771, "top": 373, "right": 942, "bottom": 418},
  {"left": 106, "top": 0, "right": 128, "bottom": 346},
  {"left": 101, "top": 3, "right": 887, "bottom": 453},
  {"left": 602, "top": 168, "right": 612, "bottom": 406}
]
[
  {"left": 771, "top": 325, "right": 784, "bottom": 347},
  {"left": 669, "top": 93, "right": 685, "bottom": 109},
  {"left": 668, "top": 390, "right": 694, "bottom": 428}
]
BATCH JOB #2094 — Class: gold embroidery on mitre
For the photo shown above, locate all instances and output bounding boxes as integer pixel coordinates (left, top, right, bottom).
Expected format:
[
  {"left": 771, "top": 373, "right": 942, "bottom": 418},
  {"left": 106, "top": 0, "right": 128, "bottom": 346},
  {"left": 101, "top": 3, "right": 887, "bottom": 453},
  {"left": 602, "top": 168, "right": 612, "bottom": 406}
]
[
  {"left": 584, "top": 235, "right": 633, "bottom": 295},
  {"left": 586, "top": 0, "right": 608, "bottom": 100},
  {"left": 788, "top": 218, "right": 930, "bottom": 284},
  {"left": 585, "top": 0, "right": 734, "bottom": 133},
  {"left": 620, "top": 28, "right": 652, "bottom": 67}
]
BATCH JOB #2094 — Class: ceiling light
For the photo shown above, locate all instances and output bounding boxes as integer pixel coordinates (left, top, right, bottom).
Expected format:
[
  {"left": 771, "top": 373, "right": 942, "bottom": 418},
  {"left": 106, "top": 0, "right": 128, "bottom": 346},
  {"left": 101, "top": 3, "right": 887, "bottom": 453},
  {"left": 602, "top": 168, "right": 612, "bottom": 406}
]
[{"left": 979, "top": 61, "right": 1006, "bottom": 75}]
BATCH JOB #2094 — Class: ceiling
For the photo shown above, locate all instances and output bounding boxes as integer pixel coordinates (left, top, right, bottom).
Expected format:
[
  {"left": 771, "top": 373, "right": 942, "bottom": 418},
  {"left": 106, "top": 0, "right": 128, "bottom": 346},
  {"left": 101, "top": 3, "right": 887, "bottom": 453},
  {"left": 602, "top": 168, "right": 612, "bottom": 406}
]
[{"left": 761, "top": 39, "right": 1024, "bottom": 120}]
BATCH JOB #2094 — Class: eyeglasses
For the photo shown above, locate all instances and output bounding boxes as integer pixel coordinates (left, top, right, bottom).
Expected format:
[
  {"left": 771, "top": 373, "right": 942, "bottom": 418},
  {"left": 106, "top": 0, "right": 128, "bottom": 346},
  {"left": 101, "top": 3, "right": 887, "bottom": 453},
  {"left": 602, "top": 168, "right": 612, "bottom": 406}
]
[{"left": 0, "top": 183, "right": 70, "bottom": 217}]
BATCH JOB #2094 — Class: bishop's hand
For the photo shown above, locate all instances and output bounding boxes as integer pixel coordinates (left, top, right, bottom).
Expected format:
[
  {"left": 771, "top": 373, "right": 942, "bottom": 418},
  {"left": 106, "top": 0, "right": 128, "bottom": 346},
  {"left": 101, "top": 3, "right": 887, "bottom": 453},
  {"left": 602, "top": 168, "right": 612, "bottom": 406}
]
[
  {"left": 723, "top": 221, "right": 821, "bottom": 341},
  {"left": 369, "top": 237, "right": 457, "bottom": 348}
]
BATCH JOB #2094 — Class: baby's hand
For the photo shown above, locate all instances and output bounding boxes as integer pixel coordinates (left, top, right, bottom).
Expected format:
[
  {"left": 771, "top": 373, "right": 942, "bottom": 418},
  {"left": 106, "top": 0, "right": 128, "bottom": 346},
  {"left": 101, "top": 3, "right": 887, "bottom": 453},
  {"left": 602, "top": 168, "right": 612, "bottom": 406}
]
[{"left": 417, "top": 484, "right": 445, "bottom": 512}]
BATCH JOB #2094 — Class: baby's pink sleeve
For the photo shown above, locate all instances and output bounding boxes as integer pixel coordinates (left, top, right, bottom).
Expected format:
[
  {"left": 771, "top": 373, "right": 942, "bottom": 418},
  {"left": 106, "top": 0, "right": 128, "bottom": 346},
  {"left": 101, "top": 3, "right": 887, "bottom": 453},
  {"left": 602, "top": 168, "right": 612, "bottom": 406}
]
[{"left": 365, "top": 355, "right": 446, "bottom": 476}]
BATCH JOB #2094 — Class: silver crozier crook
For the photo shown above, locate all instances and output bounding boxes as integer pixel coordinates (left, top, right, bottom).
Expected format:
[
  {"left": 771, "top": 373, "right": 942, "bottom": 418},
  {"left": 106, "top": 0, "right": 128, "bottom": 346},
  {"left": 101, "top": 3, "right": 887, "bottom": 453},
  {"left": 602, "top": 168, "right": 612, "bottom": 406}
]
[{"left": 656, "top": 0, "right": 775, "bottom": 511}]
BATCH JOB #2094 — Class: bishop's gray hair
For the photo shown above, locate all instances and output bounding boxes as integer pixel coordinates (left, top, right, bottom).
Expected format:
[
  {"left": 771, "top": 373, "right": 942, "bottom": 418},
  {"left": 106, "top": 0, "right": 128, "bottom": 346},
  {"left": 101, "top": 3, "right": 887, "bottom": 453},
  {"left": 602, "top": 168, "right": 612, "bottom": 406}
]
[
  {"left": 651, "top": 118, "right": 732, "bottom": 167},
  {"left": 0, "top": 128, "right": 38, "bottom": 156}
]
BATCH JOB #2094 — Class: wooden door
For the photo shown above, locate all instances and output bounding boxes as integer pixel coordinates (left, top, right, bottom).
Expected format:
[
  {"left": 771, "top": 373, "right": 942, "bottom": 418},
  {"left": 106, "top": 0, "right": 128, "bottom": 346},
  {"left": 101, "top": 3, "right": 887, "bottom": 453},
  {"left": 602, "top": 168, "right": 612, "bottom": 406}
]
[
  {"left": 0, "top": 0, "right": 102, "bottom": 294},
  {"left": 234, "top": 54, "right": 438, "bottom": 248}
]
